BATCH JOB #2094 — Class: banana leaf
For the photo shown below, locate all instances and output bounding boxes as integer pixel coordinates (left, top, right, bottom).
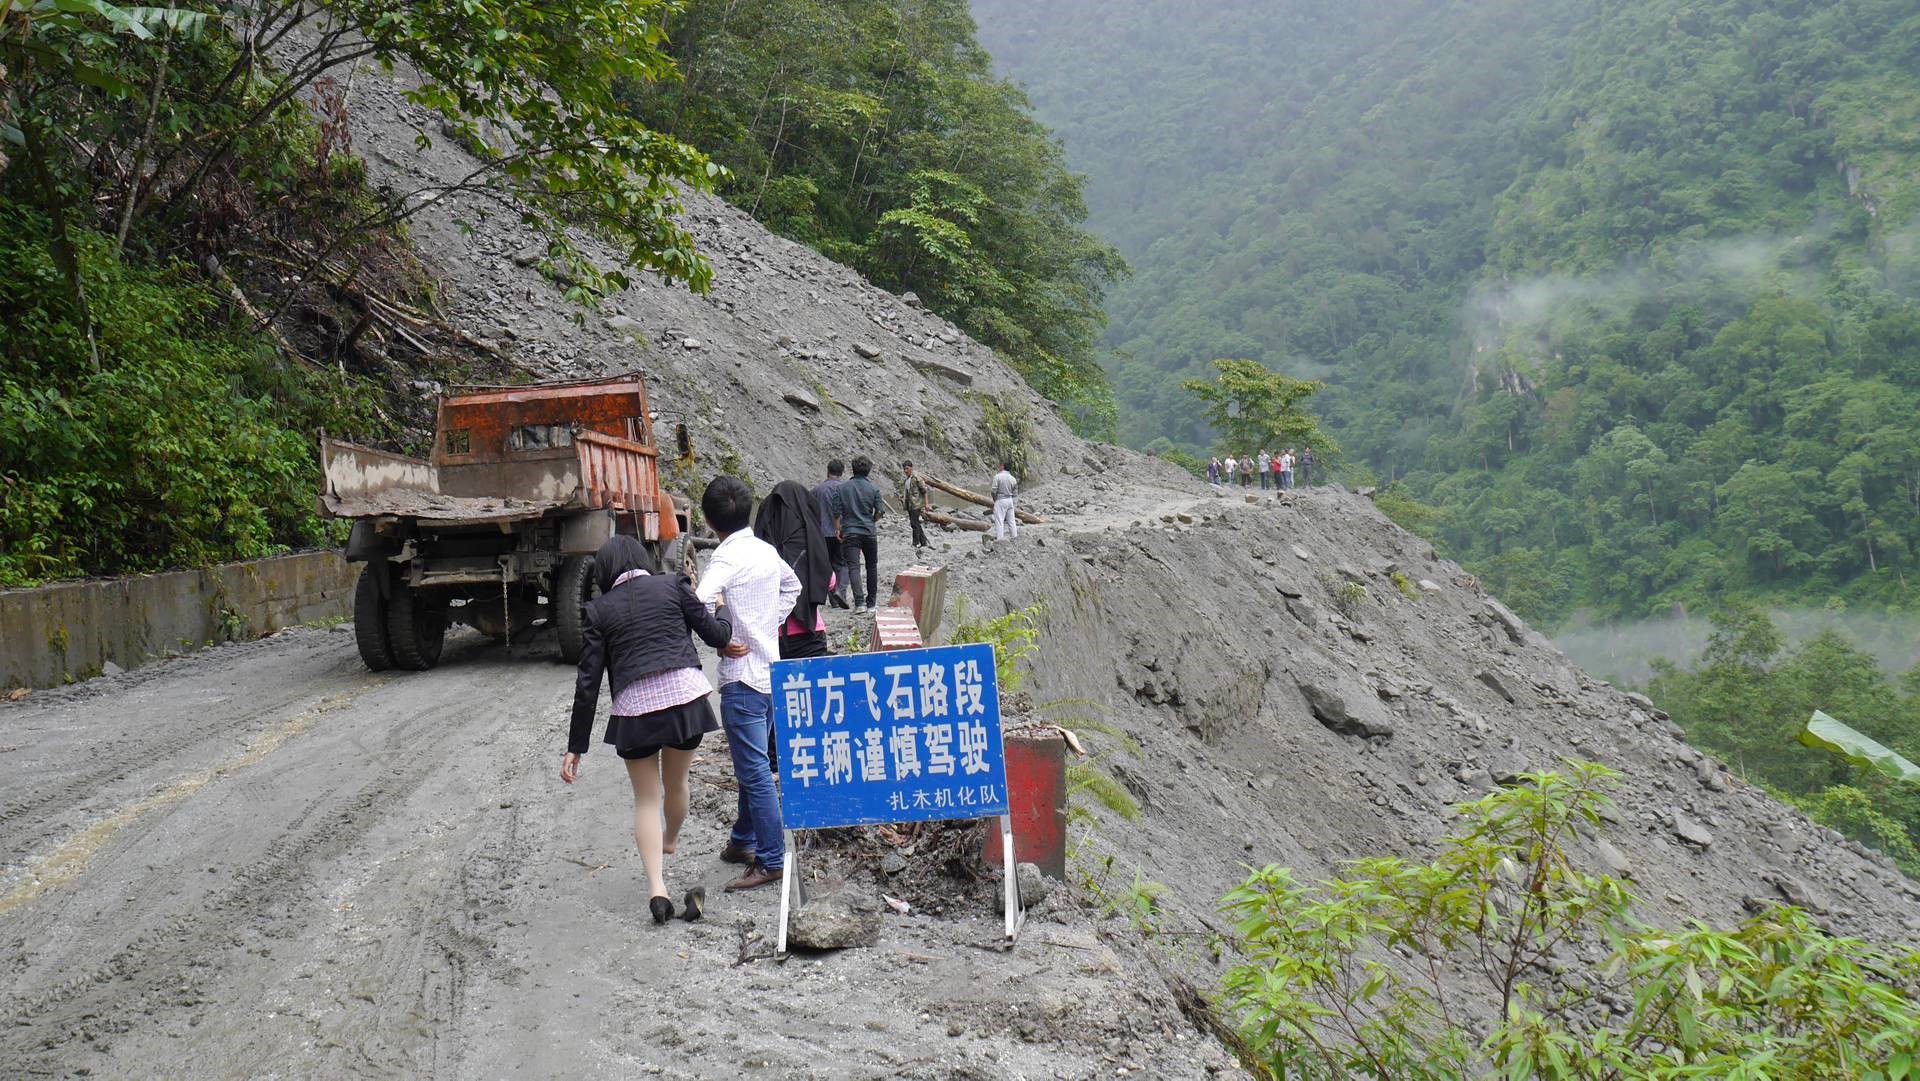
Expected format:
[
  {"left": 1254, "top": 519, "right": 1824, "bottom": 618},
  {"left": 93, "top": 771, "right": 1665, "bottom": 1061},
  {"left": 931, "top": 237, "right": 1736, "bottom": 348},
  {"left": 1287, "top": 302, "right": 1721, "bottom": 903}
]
[{"left": 1798, "top": 710, "right": 1920, "bottom": 784}]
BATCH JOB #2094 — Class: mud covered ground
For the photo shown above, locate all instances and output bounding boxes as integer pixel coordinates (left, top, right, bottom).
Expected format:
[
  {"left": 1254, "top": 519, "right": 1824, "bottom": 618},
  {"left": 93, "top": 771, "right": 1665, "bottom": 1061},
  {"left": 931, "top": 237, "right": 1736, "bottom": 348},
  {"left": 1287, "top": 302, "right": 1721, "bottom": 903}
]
[
  {"left": 9, "top": 486, "right": 1920, "bottom": 1080},
  {"left": 0, "top": 518, "right": 1234, "bottom": 1080}
]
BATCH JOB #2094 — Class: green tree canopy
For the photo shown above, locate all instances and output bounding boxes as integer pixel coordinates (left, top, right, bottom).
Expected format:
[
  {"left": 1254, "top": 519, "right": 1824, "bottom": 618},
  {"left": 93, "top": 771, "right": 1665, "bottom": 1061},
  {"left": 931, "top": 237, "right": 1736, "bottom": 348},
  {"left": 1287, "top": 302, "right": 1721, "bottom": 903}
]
[{"left": 1181, "top": 359, "right": 1335, "bottom": 459}]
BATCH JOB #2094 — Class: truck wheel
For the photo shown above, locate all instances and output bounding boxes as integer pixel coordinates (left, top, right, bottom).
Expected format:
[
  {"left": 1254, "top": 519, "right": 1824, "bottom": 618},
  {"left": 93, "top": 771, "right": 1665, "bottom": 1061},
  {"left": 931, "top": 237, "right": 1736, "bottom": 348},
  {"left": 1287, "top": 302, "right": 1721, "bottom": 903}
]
[
  {"left": 555, "top": 554, "right": 596, "bottom": 664},
  {"left": 659, "top": 537, "right": 698, "bottom": 588},
  {"left": 386, "top": 580, "right": 447, "bottom": 671},
  {"left": 353, "top": 565, "right": 395, "bottom": 672}
]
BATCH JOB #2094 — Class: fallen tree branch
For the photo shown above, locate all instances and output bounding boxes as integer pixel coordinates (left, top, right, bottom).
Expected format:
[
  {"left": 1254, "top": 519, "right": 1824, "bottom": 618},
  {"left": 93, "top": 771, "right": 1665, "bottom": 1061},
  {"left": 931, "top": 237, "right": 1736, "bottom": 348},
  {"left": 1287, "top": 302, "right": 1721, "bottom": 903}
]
[
  {"left": 923, "top": 508, "right": 990, "bottom": 533},
  {"left": 202, "top": 253, "right": 321, "bottom": 371},
  {"left": 924, "top": 475, "right": 1045, "bottom": 524}
]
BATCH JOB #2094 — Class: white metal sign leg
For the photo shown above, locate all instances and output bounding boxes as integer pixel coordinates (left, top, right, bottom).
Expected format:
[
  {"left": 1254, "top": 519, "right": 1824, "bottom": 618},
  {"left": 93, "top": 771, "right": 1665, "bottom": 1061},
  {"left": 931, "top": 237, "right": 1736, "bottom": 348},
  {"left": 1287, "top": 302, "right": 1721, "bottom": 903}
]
[
  {"left": 776, "top": 833, "right": 796, "bottom": 955},
  {"left": 999, "top": 812, "right": 1024, "bottom": 941}
]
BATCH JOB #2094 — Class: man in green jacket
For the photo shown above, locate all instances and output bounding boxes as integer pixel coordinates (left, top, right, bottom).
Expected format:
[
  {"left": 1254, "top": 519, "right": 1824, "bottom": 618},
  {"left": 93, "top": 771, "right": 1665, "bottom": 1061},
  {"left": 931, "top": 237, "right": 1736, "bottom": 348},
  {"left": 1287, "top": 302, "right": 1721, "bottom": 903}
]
[{"left": 903, "top": 460, "right": 930, "bottom": 551}]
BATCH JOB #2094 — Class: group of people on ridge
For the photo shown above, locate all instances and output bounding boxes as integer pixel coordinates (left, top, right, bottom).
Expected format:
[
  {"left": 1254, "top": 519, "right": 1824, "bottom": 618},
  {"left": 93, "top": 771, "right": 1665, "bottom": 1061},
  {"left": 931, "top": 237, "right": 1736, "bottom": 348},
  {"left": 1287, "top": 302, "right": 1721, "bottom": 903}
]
[
  {"left": 1208, "top": 447, "right": 1312, "bottom": 490},
  {"left": 560, "top": 455, "right": 1022, "bottom": 927}
]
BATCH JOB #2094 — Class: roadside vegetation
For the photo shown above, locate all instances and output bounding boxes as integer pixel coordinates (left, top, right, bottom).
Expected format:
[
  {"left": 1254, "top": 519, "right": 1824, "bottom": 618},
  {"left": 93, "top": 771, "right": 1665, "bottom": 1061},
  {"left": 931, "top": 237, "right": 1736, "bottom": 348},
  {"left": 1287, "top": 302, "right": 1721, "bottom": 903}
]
[
  {"left": 0, "top": 0, "right": 715, "bottom": 586},
  {"left": 1647, "top": 604, "right": 1920, "bottom": 876},
  {"left": 1220, "top": 764, "right": 1920, "bottom": 1079}
]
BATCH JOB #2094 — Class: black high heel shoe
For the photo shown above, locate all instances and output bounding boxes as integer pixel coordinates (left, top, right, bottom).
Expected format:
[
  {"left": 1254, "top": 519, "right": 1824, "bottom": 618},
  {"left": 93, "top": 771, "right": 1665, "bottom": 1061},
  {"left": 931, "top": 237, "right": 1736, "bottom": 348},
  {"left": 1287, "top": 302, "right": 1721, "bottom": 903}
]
[
  {"left": 681, "top": 886, "right": 705, "bottom": 923},
  {"left": 650, "top": 895, "right": 674, "bottom": 924}
]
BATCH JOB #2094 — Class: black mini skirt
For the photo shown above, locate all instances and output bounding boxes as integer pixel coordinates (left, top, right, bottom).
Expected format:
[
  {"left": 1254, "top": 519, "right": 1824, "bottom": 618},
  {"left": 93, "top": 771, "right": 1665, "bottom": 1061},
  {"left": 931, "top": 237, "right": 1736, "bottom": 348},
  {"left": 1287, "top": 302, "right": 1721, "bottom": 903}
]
[{"left": 604, "top": 697, "right": 719, "bottom": 757}]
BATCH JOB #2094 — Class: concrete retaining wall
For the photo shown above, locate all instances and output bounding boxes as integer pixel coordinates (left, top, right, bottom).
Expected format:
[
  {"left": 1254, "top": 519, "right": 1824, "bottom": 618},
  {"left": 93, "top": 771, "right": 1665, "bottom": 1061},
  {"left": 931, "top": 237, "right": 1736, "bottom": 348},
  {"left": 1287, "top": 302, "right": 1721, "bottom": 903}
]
[{"left": 2, "top": 551, "right": 358, "bottom": 689}]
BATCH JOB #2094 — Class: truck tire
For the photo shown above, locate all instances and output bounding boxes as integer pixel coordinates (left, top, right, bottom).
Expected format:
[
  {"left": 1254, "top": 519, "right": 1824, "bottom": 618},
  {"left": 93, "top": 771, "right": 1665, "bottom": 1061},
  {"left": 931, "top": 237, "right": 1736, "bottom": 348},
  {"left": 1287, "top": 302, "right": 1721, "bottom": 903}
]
[
  {"left": 658, "top": 537, "right": 698, "bottom": 588},
  {"left": 353, "top": 565, "right": 395, "bottom": 672},
  {"left": 386, "top": 579, "right": 447, "bottom": 670},
  {"left": 554, "top": 554, "right": 596, "bottom": 664}
]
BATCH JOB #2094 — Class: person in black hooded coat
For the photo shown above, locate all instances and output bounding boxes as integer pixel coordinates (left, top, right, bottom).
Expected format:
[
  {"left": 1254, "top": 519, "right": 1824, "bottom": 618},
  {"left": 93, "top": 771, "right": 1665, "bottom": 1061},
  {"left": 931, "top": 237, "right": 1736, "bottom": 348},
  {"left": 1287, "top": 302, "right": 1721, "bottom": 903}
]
[{"left": 753, "top": 479, "right": 834, "bottom": 660}]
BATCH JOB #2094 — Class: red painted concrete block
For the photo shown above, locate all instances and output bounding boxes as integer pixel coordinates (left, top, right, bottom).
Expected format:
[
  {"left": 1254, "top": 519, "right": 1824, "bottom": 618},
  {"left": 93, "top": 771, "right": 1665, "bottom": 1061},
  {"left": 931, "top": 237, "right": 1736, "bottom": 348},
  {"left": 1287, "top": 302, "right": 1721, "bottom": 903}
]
[
  {"left": 980, "top": 729, "right": 1068, "bottom": 879},
  {"left": 871, "top": 605, "right": 923, "bottom": 651},
  {"left": 889, "top": 565, "right": 946, "bottom": 643}
]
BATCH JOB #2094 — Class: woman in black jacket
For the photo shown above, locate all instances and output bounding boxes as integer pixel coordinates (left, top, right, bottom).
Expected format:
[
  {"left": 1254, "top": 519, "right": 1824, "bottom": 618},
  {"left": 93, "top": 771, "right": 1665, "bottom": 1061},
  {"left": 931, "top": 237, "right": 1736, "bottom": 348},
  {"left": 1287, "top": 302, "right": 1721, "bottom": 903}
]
[{"left": 561, "top": 535, "right": 735, "bottom": 923}]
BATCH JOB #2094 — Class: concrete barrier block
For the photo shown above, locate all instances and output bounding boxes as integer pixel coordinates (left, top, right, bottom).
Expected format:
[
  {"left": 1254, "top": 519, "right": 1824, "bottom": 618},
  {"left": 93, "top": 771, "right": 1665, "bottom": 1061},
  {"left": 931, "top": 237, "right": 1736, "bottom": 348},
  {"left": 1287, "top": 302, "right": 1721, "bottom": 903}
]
[
  {"left": 871, "top": 606, "right": 923, "bottom": 651},
  {"left": 979, "top": 729, "right": 1068, "bottom": 880},
  {"left": 889, "top": 565, "right": 946, "bottom": 643},
  {"left": 1, "top": 551, "right": 356, "bottom": 688}
]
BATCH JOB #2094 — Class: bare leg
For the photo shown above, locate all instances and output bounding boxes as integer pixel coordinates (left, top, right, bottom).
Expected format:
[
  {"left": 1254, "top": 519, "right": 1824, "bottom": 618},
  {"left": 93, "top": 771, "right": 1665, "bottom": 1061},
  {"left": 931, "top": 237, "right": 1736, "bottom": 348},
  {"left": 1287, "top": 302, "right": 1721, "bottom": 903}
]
[
  {"left": 661, "top": 745, "right": 696, "bottom": 855},
  {"left": 625, "top": 756, "right": 668, "bottom": 898}
]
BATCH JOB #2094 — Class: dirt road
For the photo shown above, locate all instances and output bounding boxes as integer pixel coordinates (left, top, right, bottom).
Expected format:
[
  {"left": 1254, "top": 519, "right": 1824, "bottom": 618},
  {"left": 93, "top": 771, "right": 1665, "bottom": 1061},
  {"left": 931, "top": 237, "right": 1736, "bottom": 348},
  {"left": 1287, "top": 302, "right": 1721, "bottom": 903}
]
[{"left": 0, "top": 528, "right": 1228, "bottom": 1081}]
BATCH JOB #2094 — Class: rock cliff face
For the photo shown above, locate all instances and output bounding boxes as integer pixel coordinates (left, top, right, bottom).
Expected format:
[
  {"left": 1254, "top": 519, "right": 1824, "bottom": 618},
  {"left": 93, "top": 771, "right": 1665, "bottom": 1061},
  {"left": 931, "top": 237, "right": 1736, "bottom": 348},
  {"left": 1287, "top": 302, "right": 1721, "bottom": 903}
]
[
  {"left": 338, "top": 58, "right": 1919, "bottom": 1046},
  {"left": 337, "top": 65, "right": 1142, "bottom": 493}
]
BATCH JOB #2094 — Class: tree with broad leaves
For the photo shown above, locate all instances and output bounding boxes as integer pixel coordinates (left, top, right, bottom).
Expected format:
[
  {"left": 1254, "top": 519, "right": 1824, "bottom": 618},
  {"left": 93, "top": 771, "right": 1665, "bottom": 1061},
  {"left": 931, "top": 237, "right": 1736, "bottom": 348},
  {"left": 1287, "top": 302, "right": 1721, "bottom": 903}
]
[{"left": 1181, "top": 358, "right": 1337, "bottom": 463}]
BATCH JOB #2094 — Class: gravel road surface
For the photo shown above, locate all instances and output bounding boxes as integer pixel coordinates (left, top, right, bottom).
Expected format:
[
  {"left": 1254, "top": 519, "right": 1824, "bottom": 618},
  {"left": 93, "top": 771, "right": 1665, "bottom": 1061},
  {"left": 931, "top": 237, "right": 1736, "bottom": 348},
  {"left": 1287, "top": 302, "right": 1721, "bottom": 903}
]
[{"left": 1, "top": 518, "right": 1231, "bottom": 1081}]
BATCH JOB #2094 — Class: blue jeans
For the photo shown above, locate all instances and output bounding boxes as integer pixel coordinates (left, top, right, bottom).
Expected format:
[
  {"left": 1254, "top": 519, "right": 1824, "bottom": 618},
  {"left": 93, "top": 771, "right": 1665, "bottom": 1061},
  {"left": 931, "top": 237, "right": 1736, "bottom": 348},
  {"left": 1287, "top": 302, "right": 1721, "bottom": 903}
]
[{"left": 721, "top": 682, "right": 783, "bottom": 869}]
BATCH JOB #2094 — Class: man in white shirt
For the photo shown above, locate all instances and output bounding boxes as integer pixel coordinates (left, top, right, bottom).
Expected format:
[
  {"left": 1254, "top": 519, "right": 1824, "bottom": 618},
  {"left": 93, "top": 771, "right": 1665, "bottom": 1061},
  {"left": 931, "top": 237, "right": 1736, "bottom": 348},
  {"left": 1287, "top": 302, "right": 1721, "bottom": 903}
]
[
  {"left": 1257, "top": 449, "right": 1271, "bottom": 490},
  {"left": 694, "top": 476, "right": 801, "bottom": 891},
  {"left": 990, "top": 461, "right": 1019, "bottom": 541}
]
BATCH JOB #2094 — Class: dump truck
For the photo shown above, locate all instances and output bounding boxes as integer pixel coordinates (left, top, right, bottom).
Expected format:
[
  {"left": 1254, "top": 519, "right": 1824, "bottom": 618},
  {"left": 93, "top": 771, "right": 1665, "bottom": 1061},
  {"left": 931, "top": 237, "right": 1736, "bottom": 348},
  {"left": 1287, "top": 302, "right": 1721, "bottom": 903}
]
[{"left": 318, "top": 373, "right": 693, "bottom": 671}]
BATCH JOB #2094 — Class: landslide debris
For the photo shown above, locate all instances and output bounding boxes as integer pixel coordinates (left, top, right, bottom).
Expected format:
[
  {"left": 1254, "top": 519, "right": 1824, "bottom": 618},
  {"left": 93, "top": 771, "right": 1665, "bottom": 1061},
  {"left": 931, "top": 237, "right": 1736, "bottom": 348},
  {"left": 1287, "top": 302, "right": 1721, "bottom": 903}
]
[{"left": 214, "top": 47, "right": 1920, "bottom": 1068}]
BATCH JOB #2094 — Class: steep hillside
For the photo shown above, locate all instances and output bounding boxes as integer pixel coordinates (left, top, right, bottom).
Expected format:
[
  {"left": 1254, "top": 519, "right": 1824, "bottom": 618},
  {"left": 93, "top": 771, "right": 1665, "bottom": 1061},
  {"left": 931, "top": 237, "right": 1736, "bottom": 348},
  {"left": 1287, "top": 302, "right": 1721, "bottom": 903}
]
[
  {"left": 351, "top": 34, "right": 1920, "bottom": 1039},
  {"left": 334, "top": 64, "right": 1151, "bottom": 496},
  {"left": 6, "top": 30, "right": 1920, "bottom": 1080},
  {"left": 972, "top": 0, "right": 1920, "bottom": 625}
]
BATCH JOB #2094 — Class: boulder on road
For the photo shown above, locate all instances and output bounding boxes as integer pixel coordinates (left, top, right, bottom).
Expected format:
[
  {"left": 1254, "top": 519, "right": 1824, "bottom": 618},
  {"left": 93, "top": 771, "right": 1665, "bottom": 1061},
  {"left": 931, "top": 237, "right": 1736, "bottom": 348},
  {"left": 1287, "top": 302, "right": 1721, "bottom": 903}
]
[{"left": 788, "top": 891, "right": 882, "bottom": 950}]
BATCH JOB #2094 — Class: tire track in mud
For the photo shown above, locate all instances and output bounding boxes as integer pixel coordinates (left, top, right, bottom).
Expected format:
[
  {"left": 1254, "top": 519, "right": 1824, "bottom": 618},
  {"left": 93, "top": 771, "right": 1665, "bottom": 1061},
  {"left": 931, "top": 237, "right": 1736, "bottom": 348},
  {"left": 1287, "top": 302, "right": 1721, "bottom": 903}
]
[
  {"left": 0, "top": 635, "right": 370, "bottom": 854},
  {"left": 0, "top": 682, "right": 384, "bottom": 917},
  {"left": 0, "top": 651, "right": 552, "bottom": 1078}
]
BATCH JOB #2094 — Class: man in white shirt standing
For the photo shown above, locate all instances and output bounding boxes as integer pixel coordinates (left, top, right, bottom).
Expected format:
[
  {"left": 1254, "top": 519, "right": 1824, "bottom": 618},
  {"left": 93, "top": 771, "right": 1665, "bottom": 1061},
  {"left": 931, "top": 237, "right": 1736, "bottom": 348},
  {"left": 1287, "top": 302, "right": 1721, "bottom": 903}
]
[
  {"left": 694, "top": 476, "right": 801, "bottom": 891},
  {"left": 990, "top": 461, "right": 1019, "bottom": 541}
]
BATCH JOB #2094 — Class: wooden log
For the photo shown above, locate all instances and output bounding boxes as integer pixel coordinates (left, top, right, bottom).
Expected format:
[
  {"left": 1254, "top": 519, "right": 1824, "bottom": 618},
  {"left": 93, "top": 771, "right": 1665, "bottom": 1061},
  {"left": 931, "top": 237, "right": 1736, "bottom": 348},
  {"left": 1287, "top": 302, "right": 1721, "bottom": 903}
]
[
  {"left": 924, "top": 475, "right": 1045, "bottom": 524},
  {"left": 922, "top": 508, "right": 990, "bottom": 533}
]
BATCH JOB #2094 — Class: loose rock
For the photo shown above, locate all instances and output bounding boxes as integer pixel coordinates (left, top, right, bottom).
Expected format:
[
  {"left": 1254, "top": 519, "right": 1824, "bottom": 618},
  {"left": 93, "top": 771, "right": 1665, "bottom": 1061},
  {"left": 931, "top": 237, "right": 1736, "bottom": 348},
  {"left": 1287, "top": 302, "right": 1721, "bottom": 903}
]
[
  {"left": 1298, "top": 681, "right": 1394, "bottom": 739},
  {"left": 788, "top": 891, "right": 883, "bottom": 950},
  {"left": 1671, "top": 814, "right": 1713, "bottom": 849}
]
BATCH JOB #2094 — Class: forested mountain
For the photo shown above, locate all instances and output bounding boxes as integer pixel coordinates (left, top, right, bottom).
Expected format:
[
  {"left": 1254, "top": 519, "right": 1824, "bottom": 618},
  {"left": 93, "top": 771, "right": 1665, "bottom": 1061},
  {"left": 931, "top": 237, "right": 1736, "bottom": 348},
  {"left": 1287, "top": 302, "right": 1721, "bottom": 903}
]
[{"left": 972, "top": 0, "right": 1920, "bottom": 625}]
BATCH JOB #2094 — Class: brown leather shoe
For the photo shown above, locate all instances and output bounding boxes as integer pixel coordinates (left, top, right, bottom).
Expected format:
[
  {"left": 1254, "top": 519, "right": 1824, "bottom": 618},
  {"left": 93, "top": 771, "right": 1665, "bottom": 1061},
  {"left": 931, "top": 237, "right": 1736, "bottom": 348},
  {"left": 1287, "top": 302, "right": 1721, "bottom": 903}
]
[
  {"left": 724, "top": 863, "right": 783, "bottom": 892},
  {"left": 719, "top": 845, "right": 755, "bottom": 866}
]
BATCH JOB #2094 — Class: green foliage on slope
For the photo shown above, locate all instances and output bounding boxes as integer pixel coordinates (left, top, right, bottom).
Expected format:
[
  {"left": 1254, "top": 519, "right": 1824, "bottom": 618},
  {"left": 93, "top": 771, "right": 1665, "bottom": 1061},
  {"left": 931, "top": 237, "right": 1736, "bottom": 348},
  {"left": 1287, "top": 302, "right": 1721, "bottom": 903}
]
[
  {"left": 622, "top": 0, "right": 1126, "bottom": 435},
  {"left": 1, "top": 0, "right": 715, "bottom": 585},
  {"left": 973, "top": 0, "right": 1920, "bottom": 623},
  {"left": 1647, "top": 605, "right": 1920, "bottom": 875},
  {"left": 1221, "top": 764, "right": 1920, "bottom": 1079}
]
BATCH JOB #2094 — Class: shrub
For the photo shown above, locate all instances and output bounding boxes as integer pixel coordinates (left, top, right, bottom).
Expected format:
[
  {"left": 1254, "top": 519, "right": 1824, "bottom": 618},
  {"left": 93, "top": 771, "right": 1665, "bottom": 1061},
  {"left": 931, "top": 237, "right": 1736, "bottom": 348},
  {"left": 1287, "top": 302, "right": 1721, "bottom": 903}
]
[
  {"left": 946, "top": 600, "right": 1042, "bottom": 694},
  {"left": 1220, "top": 762, "right": 1920, "bottom": 1080},
  {"left": 0, "top": 210, "right": 372, "bottom": 584}
]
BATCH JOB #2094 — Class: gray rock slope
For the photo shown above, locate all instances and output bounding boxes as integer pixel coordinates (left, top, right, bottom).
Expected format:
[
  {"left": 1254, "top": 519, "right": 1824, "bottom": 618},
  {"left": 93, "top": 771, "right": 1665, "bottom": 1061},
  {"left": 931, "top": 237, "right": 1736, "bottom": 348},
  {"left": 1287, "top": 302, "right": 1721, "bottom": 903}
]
[
  {"left": 939, "top": 491, "right": 1920, "bottom": 993},
  {"left": 337, "top": 65, "right": 1919, "bottom": 1043},
  {"left": 340, "top": 65, "right": 1152, "bottom": 492}
]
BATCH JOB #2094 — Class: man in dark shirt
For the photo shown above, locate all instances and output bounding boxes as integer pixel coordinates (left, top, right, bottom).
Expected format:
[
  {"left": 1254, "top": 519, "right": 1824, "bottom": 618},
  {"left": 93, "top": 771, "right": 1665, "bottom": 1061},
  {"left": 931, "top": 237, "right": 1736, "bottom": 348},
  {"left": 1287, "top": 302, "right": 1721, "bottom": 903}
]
[
  {"left": 810, "top": 459, "right": 851, "bottom": 609},
  {"left": 838, "top": 455, "right": 886, "bottom": 613}
]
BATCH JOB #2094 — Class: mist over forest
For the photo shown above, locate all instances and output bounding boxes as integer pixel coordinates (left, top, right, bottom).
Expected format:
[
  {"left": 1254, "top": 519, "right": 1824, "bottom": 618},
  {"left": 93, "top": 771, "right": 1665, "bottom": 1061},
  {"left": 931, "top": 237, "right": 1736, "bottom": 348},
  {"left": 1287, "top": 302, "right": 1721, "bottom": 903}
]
[{"left": 970, "top": 0, "right": 1920, "bottom": 634}]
